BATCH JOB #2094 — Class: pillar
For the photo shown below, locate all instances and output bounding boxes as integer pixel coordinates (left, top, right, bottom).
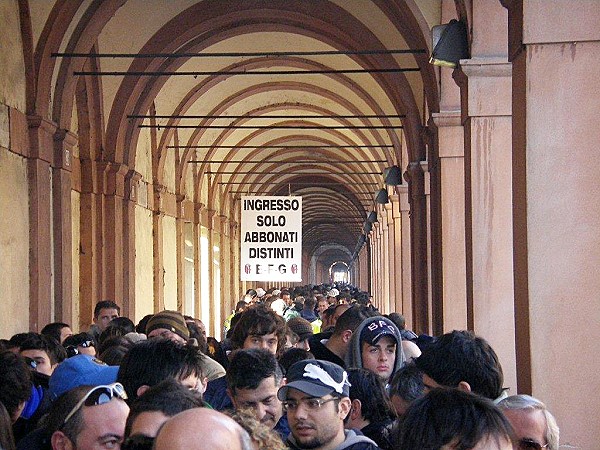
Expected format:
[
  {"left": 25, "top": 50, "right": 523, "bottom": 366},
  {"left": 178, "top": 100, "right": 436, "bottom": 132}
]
[
  {"left": 432, "top": 111, "right": 467, "bottom": 331},
  {"left": 385, "top": 200, "right": 396, "bottom": 313},
  {"left": 388, "top": 195, "right": 402, "bottom": 314},
  {"left": 52, "top": 129, "right": 77, "bottom": 324},
  {"left": 506, "top": 1, "right": 600, "bottom": 446},
  {"left": 397, "top": 185, "right": 413, "bottom": 329},
  {"left": 152, "top": 183, "right": 166, "bottom": 311},
  {"left": 27, "top": 116, "right": 56, "bottom": 330},
  {"left": 454, "top": 0, "right": 517, "bottom": 399}
]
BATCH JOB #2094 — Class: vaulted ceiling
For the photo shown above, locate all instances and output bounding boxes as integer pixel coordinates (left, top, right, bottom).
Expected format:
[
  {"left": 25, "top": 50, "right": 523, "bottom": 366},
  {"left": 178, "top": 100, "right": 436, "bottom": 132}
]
[{"left": 32, "top": 0, "right": 442, "bottom": 270}]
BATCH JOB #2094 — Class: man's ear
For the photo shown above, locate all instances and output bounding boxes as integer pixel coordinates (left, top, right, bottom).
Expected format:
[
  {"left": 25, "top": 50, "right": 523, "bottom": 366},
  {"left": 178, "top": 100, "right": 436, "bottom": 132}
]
[
  {"left": 338, "top": 397, "right": 352, "bottom": 419},
  {"left": 350, "top": 399, "right": 362, "bottom": 421},
  {"left": 51, "top": 430, "right": 74, "bottom": 450},
  {"left": 457, "top": 381, "right": 472, "bottom": 393},
  {"left": 341, "top": 330, "right": 353, "bottom": 343},
  {"left": 136, "top": 385, "right": 150, "bottom": 398}
]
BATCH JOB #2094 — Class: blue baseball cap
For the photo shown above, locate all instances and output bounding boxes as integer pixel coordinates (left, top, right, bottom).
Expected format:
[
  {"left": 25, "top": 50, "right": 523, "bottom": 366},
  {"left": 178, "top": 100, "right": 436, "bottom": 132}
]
[{"left": 49, "top": 354, "right": 119, "bottom": 400}]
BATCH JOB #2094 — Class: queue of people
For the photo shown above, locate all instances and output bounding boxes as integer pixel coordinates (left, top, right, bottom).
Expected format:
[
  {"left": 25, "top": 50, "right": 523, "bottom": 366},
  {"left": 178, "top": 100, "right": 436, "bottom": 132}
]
[{"left": 0, "top": 284, "right": 559, "bottom": 450}]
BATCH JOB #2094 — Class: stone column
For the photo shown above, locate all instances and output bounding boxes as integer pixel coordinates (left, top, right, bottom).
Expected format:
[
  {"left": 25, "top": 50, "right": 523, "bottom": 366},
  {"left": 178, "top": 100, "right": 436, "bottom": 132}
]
[
  {"left": 397, "top": 185, "right": 413, "bottom": 329},
  {"left": 152, "top": 183, "right": 166, "bottom": 311},
  {"left": 505, "top": 2, "right": 600, "bottom": 446},
  {"left": 123, "top": 169, "right": 141, "bottom": 319},
  {"left": 453, "top": 0, "right": 516, "bottom": 394},
  {"left": 27, "top": 116, "right": 56, "bottom": 330},
  {"left": 432, "top": 111, "right": 467, "bottom": 331},
  {"left": 176, "top": 194, "right": 186, "bottom": 312},
  {"left": 379, "top": 205, "right": 390, "bottom": 314},
  {"left": 52, "top": 129, "right": 77, "bottom": 324},
  {"left": 404, "top": 162, "right": 428, "bottom": 333},
  {"left": 455, "top": 56, "right": 516, "bottom": 393},
  {"left": 229, "top": 220, "right": 239, "bottom": 303},
  {"left": 193, "top": 203, "right": 203, "bottom": 320},
  {"left": 206, "top": 209, "right": 216, "bottom": 337},
  {"left": 219, "top": 214, "right": 230, "bottom": 340},
  {"left": 385, "top": 198, "right": 398, "bottom": 313}
]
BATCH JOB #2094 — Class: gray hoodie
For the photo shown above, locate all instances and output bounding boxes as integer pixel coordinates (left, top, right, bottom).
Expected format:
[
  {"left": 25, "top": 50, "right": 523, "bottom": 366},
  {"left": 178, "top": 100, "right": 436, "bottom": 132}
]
[
  {"left": 287, "top": 429, "right": 380, "bottom": 450},
  {"left": 345, "top": 316, "right": 405, "bottom": 383}
]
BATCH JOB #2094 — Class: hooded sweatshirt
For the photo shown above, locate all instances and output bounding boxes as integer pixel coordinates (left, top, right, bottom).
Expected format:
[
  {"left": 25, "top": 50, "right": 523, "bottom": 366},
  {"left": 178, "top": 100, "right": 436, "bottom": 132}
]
[
  {"left": 287, "top": 429, "right": 380, "bottom": 450},
  {"left": 345, "top": 316, "right": 405, "bottom": 384}
]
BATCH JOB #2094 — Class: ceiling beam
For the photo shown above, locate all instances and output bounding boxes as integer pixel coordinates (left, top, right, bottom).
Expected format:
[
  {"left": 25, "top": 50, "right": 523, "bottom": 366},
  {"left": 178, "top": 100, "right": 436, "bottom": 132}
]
[
  {"left": 75, "top": 68, "right": 419, "bottom": 76},
  {"left": 54, "top": 49, "right": 426, "bottom": 58}
]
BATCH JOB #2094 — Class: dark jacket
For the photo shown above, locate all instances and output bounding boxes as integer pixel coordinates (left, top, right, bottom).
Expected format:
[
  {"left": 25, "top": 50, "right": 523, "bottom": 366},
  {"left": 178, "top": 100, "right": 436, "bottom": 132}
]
[
  {"left": 203, "top": 375, "right": 233, "bottom": 411},
  {"left": 308, "top": 332, "right": 346, "bottom": 368},
  {"left": 361, "top": 419, "right": 396, "bottom": 450}
]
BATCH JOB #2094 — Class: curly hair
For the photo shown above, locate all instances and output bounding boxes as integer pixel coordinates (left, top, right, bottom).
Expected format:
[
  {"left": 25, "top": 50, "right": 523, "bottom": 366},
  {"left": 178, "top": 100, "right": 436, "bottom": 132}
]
[
  {"left": 229, "top": 305, "right": 286, "bottom": 355},
  {"left": 227, "top": 409, "right": 287, "bottom": 450}
]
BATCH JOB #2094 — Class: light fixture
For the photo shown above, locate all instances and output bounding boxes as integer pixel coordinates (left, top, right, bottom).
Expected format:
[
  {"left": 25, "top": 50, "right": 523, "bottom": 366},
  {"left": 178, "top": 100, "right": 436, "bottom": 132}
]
[
  {"left": 367, "top": 211, "right": 377, "bottom": 223},
  {"left": 374, "top": 188, "right": 389, "bottom": 204},
  {"left": 429, "top": 19, "right": 469, "bottom": 68},
  {"left": 384, "top": 165, "right": 403, "bottom": 185},
  {"left": 363, "top": 221, "right": 373, "bottom": 233}
]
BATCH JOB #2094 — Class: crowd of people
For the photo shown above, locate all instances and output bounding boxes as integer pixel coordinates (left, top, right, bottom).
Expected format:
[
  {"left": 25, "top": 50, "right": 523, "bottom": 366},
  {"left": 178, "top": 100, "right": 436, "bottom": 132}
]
[{"left": 0, "top": 283, "right": 559, "bottom": 450}]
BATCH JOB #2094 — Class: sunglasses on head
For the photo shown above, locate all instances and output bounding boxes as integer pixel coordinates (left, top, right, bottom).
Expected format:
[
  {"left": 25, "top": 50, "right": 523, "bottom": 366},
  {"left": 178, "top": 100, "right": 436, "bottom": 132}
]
[
  {"left": 518, "top": 438, "right": 549, "bottom": 450},
  {"left": 62, "top": 383, "right": 128, "bottom": 427}
]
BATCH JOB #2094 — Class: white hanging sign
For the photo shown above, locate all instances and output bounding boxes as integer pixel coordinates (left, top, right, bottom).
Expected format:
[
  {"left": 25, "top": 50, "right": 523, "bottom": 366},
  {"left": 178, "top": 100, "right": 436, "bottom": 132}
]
[{"left": 240, "top": 196, "right": 302, "bottom": 282}]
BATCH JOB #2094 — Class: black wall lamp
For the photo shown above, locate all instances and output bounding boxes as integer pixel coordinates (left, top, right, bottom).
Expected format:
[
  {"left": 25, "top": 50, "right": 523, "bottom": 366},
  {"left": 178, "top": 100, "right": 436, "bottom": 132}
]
[
  {"left": 367, "top": 211, "right": 377, "bottom": 223},
  {"left": 429, "top": 19, "right": 469, "bottom": 68},
  {"left": 374, "top": 188, "right": 389, "bottom": 204},
  {"left": 384, "top": 165, "right": 403, "bottom": 185}
]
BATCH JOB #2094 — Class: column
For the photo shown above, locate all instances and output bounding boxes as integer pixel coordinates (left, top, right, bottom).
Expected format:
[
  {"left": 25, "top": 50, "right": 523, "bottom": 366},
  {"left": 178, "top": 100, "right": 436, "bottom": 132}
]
[
  {"left": 386, "top": 198, "right": 400, "bottom": 313},
  {"left": 454, "top": 0, "right": 516, "bottom": 397},
  {"left": 52, "top": 129, "right": 77, "bottom": 324},
  {"left": 27, "top": 116, "right": 56, "bottom": 330},
  {"left": 432, "top": 112, "right": 468, "bottom": 331},
  {"left": 206, "top": 209, "right": 216, "bottom": 337},
  {"left": 229, "top": 220, "right": 239, "bottom": 303},
  {"left": 219, "top": 214, "right": 230, "bottom": 340},
  {"left": 152, "top": 183, "right": 166, "bottom": 311},
  {"left": 404, "top": 162, "right": 428, "bottom": 333},
  {"left": 397, "top": 185, "right": 413, "bottom": 329},
  {"left": 193, "top": 203, "right": 203, "bottom": 320},
  {"left": 123, "top": 169, "right": 141, "bottom": 319},
  {"left": 506, "top": 2, "right": 600, "bottom": 446},
  {"left": 379, "top": 209, "right": 390, "bottom": 314},
  {"left": 176, "top": 195, "right": 186, "bottom": 312}
]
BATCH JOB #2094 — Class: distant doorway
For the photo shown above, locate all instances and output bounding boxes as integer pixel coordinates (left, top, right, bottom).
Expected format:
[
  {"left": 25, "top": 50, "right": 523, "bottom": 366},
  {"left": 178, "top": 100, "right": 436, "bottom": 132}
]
[{"left": 329, "top": 261, "right": 350, "bottom": 284}]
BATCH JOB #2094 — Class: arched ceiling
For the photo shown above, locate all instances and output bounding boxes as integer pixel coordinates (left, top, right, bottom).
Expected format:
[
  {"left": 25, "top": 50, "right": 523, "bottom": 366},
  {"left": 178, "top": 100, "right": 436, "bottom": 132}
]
[{"left": 32, "top": 0, "right": 442, "bottom": 272}]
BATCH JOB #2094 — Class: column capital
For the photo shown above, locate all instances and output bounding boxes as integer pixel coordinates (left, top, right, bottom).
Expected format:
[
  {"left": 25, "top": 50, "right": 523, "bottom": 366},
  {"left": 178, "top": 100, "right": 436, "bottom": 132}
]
[
  {"left": 453, "top": 57, "right": 512, "bottom": 119},
  {"left": 98, "top": 161, "right": 129, "bottom": 197},
  {"left": 27, "top": 115, "right": 57, "bottom": 163},
  {"left": 53, "top": 129, "right": 78, "bottom": 171}
]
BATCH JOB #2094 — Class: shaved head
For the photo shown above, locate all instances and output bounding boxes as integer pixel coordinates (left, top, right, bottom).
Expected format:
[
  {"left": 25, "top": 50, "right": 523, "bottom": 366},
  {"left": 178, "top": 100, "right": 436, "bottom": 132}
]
[{"left": 154, "top": 408, "right": 251, "bottom": 450}]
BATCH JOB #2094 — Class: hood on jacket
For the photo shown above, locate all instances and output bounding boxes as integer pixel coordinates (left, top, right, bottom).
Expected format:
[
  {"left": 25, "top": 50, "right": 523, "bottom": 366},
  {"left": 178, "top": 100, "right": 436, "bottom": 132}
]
[{"left": 345, "top": 316, "right": 405, "bottom": 382}]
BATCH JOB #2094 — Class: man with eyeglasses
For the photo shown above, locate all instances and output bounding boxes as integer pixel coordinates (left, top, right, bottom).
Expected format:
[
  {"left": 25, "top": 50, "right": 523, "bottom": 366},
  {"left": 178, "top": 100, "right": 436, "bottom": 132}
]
[
  {"left": 277, "top": 359, "right": 380, "bottom": 450},
  {"left": 46, "top": 383, "right": 129, "bottom": 450},
  {"left": 498, "top": 394, "right": 559, "bottom": 450}
]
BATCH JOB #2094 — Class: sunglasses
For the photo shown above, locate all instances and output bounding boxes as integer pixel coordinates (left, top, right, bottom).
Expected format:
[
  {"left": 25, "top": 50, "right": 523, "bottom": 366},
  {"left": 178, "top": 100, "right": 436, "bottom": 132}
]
[
  {"left": 518, "top": 439, "right": 549, "bottom": 450},
  {"left": 62, "top": 383, "right": 128, "bottom": 427},
  {"left": 65, "top": 340, "right": 95, "bottom": 358},
  {"left": 23, "top": 357, "right": 38, "bottom": 370}
]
